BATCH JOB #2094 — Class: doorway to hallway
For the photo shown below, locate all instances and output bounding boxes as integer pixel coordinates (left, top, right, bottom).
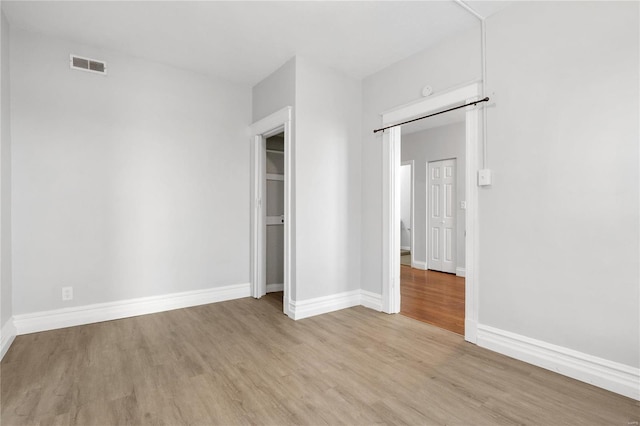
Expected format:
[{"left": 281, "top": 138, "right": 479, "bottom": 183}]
[{"left": 401, "top": 267, "right": 465, "bottom": 335}]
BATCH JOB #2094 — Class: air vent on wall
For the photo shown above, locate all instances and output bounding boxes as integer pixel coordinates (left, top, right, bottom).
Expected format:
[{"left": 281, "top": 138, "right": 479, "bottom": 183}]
[{"left": 70, "top": 54, "right": 107, "bottom": 75}]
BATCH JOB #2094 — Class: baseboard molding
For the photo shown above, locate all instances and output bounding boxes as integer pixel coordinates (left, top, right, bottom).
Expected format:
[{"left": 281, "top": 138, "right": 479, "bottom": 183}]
[
  {"left": 0, "top": 318, "right": 17, "bottom": 361},
  {"left": 14, "top": 283, "right": 251, "bottom": 335},
  {"left": 360, "top": 290, "right": 383, "bottom": 312},
  {"left": 412, "top": 260, "right": 427, "bottom": 270},
  {"left": 400, "top": 245, "right": 411, "bottom": 251},
  {"left": 266, "top": 283, "right": 284, "bottom": 293},
  {"left": 290, "top": 290, "right": 361, "bottom": 320},
  {"left": 456, "top": 267, "right": 466, "bottom": 277},
  {"left": 477, "top": 324, "right": 640, "bottom": 400}
]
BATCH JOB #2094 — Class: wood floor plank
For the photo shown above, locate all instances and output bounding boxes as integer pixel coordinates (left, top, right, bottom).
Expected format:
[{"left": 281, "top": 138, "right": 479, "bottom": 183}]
[
  {"left": 2, "top": 296, "right": 638, "bottom": 425},
  {"left": 401, "top": 265, "right": 465, "bottom": 334}
]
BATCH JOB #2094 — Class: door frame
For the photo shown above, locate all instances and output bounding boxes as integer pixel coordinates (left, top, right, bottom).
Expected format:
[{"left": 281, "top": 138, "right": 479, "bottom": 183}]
[
  {"left": 400, "top": 160, "right": 415, "bottom": 267},
  {"left": 250, "top": 106, "right": 294, "bottom": 317},
  {"left": 381, "top": 82, "right": 480, "bottom": 343},
  {"left": 426, "top": 157, "right": 457, "bottom": 274}
]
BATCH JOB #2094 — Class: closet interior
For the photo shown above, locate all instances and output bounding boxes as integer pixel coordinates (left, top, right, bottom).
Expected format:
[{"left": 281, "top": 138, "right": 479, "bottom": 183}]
[{"left": 265, "top": 133, "right": 285, "bottom": 295}]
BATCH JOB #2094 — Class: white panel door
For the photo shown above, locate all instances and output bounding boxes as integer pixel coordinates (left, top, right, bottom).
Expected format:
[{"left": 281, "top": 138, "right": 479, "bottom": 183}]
[{"left": 428, "top": 159, "right": 456, "bottom": 273}]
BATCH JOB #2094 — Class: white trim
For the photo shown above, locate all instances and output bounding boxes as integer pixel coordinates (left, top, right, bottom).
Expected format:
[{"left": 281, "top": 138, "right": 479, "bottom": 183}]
[
  {"left": 381, "top": 82, "right": 481, "bottom": 344},
  {"left": 456, "top": 267, "right": 466, "bottom": 277},
  {"left": 381, "top": 126, "right": 402, "bottom": 314},
  {"left": 250, "top": 107, "right": 292, "bottom": 136},
  {"left": 411, "top": 260, "right": 428, "bottom": 270},
  {"left": 266, "top": 283, "right": 284, "bottom": 293},
  {"left": 400, "top": 245, "right": 411, "bottom": 251},
  {"left": 401, "top": 160, "right": 416, "bottom": 269},
  {"left": 250, "top": 106, "right": 294, "bottom": 318},
  {"left": 0, "top": 318, "right": 16, "bottom": 361},
  {"left": 477, "top": 324, "right": 640, "bottom": 401},
  {"left": 360, "top": 290, "right": 383, "bottom": 312},
  {"left": 290, "top": 290, "right": 383, "bottom": 320},
  {"left": 382, "top": 83, "right": 481, "bottom": 126},
  {"left": 463, "top": 90, "right": 480, "bottom": 343},
  {"left": 290, "top": 290, "right": 361, "bottom": 320},
  {"left": 13, "top": 283, "right": 250, "bottom": 335}
]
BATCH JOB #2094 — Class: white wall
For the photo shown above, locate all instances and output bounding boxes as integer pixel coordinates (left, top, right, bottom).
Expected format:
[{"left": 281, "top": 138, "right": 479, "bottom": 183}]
[
  {"left": 480, "top": 1, "right": 638, "bottom": 367},
  {"left": 252, "top": 58, "right": 296, "bottom": 123},
  {"left": 294, "top": 56, "right": 362, "bottom": 300},
  {"left": 399, "top": 164, "right": 411, "bottom": 250},
  {"left": 11, "top": 29, "right": 252, "bottom": 315},
  {"left": 252, "top": 56, "right": 362, "bottom": 302},
  {"left": 0, "top": 12, "right": 12, "bottom": 329},
  {"left": 401, "top": 122, "right": 466, "bottom": 270},
  {"left": 362, "top": 2, "right": 638, "bottom": 369},
  {"left": 361, "top": 26, "right": 480, "bottom": 295}
]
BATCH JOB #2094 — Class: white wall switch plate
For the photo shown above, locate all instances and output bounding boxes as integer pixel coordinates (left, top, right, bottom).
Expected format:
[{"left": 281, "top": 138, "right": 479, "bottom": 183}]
[
  {"left": 62, "top": 286, "right": 73, "bottom": 301},
  {"left": 460, "top": 201, "right": 467, "bottom": 209},
  {"left": 478, "top": 169, "right": 492, "bottom": 186}
]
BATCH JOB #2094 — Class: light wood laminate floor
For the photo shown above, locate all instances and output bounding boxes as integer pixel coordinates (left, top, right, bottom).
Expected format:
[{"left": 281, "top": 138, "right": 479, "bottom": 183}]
[
  {"left": 2, "top": 296, "right": 638, "bottom": 425},
  {"left": 401, "top": 266, "right": 465, "bottom": 335}
]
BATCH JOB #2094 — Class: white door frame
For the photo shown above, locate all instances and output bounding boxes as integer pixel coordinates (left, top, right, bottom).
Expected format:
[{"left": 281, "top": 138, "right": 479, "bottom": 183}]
[
  {"left": 381, "top": 82, "right": 481, "bottom": 343},
  {"left": 400, "top": 160, "right": 415, "bottom": 267},
  {"left": 250, "top": 107, "right": 294, "bottom": 317}
]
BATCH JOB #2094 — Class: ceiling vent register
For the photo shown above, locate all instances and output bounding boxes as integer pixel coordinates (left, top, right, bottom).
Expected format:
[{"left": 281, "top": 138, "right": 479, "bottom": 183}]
[{"left": 70, "top": 55, "right": 107, "bottom": 75}]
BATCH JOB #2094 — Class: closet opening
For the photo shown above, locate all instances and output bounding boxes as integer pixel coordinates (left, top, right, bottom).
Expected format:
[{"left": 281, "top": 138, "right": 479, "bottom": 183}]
[
  {"left": 250, "top": 106, "right": 293, "bottom": 318},
  {"left": 264, "top": 132, "right": 285, "bottom": 311}
]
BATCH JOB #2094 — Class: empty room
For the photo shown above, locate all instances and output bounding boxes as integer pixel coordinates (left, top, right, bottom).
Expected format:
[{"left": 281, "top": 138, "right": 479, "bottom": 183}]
[{"left": 0, "top": 1, "right": 638, "bottom": 425}]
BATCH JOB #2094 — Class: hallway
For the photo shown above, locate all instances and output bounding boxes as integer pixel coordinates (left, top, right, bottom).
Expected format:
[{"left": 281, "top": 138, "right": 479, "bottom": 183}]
[{"left": 400, "top": 266, "right": 465, "bottom": 335}]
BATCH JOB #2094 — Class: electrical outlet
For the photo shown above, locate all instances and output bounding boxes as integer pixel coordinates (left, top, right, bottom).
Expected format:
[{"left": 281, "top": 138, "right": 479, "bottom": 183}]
[{"left": 62, "top": 286, "right": 73, "bottom": 301}]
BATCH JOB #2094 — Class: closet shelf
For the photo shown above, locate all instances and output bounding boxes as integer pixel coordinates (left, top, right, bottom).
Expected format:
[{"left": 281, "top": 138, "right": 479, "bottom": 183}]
[{"left": 266, "top": 173, "right": 284, "bottom": 181}]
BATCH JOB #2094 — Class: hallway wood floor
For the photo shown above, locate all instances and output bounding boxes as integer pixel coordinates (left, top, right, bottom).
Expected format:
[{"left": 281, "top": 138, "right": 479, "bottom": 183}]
[
  {"left": 2, "top": 297, "right": 638, "bottom": 425},
  {"left": 401, "top": 266, "right": 465, "bottom": 335}
]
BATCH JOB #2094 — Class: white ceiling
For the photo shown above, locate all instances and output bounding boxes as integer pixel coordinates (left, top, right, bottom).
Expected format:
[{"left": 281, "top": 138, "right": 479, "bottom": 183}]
[{"left": 1, "top": 1, "right": 510, "bottom": 86}]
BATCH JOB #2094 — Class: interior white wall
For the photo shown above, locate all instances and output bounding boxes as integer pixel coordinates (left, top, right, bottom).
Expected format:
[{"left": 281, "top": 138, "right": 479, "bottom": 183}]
[
  {"left": 480, "top": 1, "right": 638, "bottom": 368},
  {"left": 401, "top": 122, "right": 466, "bottom": 270},
  {"left": 295, "top": 56, "right": 362, "bottom": 300},
  {"left": 361, "top": 26, "right": 481, "bottom": 295},
  {"left": 0, "top": 12, "right": 12, "bottom": 329},
  {"left": 251, "top": 58, "right": 297, "bottom": 298},
  {"left": 11, "top": 29, "right": 252, "bottom": 315},
  {"left": 252, "top": 58, "right": 296, "bottom": 123},
  {"left": 399, "top": 164, "right": 411, "bottom": 250},
  {"left": 362, "top": 1, "right": 638, "bottom": 369}
]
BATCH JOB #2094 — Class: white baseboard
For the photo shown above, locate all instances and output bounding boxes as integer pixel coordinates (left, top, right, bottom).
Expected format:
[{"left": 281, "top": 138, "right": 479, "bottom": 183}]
[
  {"left": 290, "top": 290, "right": 361, "bottom": 320},
  {"left": 0, "top": 318, "right": 17, "bottom": 361},
  {"left": 14, "top": 283, "right": 251, "bottom": 335},
  {"left": 412, "top": 260, "right": 427, "bottom": 270},
  {"left": 477, "top": 324, "right": 640, "bottom": 401},
  {"left": 400, "top": 245, "right": 411, "bottom": 251},
  {"left": 456, "top": 267, "right": 466, "bottom": 277},
  {"left": 266, "top": 283, "right": 284, "bottom": 293},
  {"left": 290, "top": 289, "right": 383, "bottom": 320},
  {"left": 360, "top": 290, "right": 383, "bottom": 312}
]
